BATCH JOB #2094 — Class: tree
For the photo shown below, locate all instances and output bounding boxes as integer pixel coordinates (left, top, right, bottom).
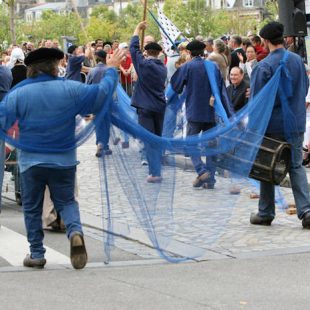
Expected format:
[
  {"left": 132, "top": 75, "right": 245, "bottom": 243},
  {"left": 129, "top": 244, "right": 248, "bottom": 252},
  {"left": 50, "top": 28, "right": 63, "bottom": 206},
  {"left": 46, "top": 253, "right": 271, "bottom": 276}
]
[
  {"left": 117, "top": 3, "right": 159, "bottom": 42},
  {"left": 163, "top": 0, "right": 260, "bottom": 37},
  {"left": 85, "top": 5, "right": 119, "bottom": 41},
  {"left": 85, "top": 16, "right": 118, "bottom": 41},
  {"left": 3, "top": 0, "right": 16, "bottom": 44},
  {"left": 90, "top": 4, "right": 118, "bottom": 23},
  {"left": 0, "top": 4, "right": 10, "bottom": 49},
  {"left": 22, "top": 10, "right": 82, "bottom": 45},
  {"left": 262, "top": 0, "right": 279, "bottom": 22}
]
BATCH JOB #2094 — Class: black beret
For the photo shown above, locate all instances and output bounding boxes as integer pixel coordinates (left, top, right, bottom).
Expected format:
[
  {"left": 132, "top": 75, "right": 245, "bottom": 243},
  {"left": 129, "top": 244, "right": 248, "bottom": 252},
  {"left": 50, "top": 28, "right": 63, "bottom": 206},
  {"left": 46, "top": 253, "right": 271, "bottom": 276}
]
[
  {"left": 259, "top": 21, "right": 284, "bottom": 40},
  {"left": 24, "top": 48, "right": 64, "bottom": 66},
  {"left": 144, "top": 42, "right": 162, "bottom": 52},
  {"left": 67, "top": 44, "right": 77, "bottom": 54},
  {"left": 95, "top": 50, "right": 107, "bottom": 59},
  {"left": 186, "top": 40, "right": 206, "bottom": 51}
]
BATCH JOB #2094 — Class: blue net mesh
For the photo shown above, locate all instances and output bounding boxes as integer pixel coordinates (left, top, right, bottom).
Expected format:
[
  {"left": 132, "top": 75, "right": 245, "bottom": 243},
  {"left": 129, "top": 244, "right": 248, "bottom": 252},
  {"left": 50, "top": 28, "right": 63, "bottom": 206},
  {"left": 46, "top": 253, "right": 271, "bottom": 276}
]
[{"left": 0, "top": 56, "right": 291, "bottom": 262}]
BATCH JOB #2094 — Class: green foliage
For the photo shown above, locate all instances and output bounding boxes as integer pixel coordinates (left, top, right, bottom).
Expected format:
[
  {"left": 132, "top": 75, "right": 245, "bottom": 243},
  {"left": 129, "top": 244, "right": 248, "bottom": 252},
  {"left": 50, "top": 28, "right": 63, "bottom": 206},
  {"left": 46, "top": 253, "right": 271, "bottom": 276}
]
[
  {"left": 164, "top": 0, "right": 243, "bottom": 38},
  {"left": 85, "top": 16, "right": 118, "bottom": 41},
  {"left": 0, "top": 1, "right": 273, "bottom": 47},
  {"left": 116, "top": 3, "right": 159, "bottom": 42},
  {"left": 90, "top": 4, "right": 117, "bottom": 23},
  {"left": 19, "top": 10, "right": 81, "bottom": 45},
  {"left": 262, "top": 0, "right": 279, "bottom": 23},
  {"left": 0, "top": 4, "right": 10, "bottom": 48}
]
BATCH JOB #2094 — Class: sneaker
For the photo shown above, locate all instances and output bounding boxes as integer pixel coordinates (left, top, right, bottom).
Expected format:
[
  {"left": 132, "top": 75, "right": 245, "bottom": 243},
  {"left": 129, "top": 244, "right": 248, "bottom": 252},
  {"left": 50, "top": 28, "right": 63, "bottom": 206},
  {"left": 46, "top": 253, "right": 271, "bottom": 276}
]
[
  {"left": 192, "top": 172, "right": 209, "bottom": 188},
  {"left": 113, "top": 137, "right": 121, "bottom": 145},
  {"left": 250, "top": 213, "right": 273, "bottom": 226},
  {"left": 229, "top": 186, "right": 241, "bottom": 195},
  {"left": 302, "top": 212, "right": 310, "bottom": 229},
  {"left": 146, "top": 175, "right": 162, "bottom": 183},
  {"left": 121, "top": 142, "right": 129, "bottom": 149},
  {"left": 70, "top": 232, "right": 88, "bottom": 270},
  {"left": 23, "top": 254, "right": 46, "bottom": 269},
  {"left": 141, "top": 160, "right": 148, "bottom": 166}
]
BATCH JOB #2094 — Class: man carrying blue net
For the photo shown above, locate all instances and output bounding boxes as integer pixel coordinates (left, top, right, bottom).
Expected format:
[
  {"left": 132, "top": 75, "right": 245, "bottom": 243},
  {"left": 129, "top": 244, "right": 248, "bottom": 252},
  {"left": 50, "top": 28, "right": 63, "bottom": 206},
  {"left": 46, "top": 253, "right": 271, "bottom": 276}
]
[
  {"left": 170, "top": 40, "right": 231, "bottom": 189},
  {"left": 250, "top": 21, "right": 310, "bottom": 228},
  {"left": 0, "top": 47, "right": 124, "bottom": 269}
]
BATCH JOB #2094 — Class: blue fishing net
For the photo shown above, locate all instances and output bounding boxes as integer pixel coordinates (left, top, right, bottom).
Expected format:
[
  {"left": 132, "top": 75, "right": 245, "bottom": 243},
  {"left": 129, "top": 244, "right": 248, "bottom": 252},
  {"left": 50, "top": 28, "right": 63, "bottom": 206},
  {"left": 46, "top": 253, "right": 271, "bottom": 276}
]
[{"left": 0, "top": 54, "right": 294, "bottom": 262}]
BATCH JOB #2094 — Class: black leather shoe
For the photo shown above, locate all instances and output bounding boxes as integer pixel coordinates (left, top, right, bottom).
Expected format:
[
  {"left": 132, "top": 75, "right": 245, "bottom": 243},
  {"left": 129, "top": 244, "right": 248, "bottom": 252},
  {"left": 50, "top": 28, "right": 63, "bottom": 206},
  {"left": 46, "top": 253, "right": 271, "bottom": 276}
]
[
  {"left": 23, "top": 254, "right": 46, "bottom": 269},
  {"left": 302, "top": 212, "right": 310, "bottom": 229},
  {"left": 70, "top": 232, "right": 88, "bottom": 270},
  {"left": 250, "top": 213, "right": 273, "bottom": 226}
]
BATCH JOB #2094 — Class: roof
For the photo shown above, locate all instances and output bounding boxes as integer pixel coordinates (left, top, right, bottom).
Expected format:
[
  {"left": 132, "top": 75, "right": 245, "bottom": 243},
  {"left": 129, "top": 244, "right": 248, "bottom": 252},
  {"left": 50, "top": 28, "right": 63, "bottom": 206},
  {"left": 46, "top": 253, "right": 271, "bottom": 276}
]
[{"left": 25, "top": 2, "right": 67, "bottom": 13}]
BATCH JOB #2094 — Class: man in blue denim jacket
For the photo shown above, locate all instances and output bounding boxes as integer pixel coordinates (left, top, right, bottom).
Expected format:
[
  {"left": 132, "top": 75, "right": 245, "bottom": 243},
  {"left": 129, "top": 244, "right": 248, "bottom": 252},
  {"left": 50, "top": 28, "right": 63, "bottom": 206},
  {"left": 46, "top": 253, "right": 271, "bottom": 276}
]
[
  {"left": 250, "top": 21, "right": 310, "bottom": 228},
  {"left": 0, "top": 47, "right": 124, "bottom": 269}
]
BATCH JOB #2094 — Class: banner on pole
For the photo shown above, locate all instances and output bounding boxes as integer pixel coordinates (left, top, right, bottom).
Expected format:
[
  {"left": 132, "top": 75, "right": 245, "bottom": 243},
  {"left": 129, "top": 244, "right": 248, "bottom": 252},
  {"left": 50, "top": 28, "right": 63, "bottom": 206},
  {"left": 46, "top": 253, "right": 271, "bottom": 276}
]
[{"left": 157, "top": 8, "right": 182, "bottom": 56}]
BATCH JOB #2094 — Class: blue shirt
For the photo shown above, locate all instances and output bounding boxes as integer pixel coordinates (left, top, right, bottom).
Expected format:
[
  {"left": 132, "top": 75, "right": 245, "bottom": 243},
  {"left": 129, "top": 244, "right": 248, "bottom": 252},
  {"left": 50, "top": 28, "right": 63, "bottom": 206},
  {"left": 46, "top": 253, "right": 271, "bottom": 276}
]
[
  {"left": 86, "top": 63, "right": 108, "bottom": 84},
  {"left": 0, "top": 68, "right": 118, "bottom": 172},
  {"left": 0, "top": 65, "right": 13, "bottom": 100},
  {"left": 251, "top": 48, "right": 309, "bottom": 134},
  {"left": 171, "top": 57, "right": 225, "bottom": 123},
  {"left": 130, "top": 35, "right": 167, "bottom": 113},
  {"left": 65, "top": 55, "right": 85, "bottom": 82}
]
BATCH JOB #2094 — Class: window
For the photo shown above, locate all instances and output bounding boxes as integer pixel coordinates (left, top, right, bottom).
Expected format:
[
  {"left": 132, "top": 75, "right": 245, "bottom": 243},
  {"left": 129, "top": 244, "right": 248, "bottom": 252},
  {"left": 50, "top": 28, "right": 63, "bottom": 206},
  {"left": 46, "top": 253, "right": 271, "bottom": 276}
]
[{"left": 243, "top": 0, "right": 254, "bottom": 7}]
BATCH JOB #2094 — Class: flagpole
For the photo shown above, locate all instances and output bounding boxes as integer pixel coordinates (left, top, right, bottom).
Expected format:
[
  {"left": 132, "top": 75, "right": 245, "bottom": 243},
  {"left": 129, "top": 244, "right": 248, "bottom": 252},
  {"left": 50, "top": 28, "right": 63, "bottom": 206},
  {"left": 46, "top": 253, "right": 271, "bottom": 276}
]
[{"left": 141, "top": 0, "right": 148, "bottom": 49}]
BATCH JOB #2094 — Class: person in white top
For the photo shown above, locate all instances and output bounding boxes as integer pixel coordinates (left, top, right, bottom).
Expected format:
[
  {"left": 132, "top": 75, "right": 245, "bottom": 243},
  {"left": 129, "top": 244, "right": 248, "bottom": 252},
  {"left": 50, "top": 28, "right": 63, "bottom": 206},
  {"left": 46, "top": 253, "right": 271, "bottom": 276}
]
[{"left": 237, "top": 45, "right": 258, "bottom": 83}]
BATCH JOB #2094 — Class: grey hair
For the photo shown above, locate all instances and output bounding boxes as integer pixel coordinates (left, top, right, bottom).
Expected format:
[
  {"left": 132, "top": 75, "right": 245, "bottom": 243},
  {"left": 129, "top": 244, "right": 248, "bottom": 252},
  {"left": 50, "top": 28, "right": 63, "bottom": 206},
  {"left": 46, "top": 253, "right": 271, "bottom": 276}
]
[{"left": 27, "top": 59, "right": 59, "bottom": 78}]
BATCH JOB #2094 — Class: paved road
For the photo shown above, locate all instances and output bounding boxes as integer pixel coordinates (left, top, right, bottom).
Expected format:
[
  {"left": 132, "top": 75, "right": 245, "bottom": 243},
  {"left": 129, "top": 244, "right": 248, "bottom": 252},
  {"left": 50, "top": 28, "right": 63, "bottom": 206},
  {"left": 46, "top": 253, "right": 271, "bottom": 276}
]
[{"left": 1, "top": 133, "right": 310, "bottom": 309}]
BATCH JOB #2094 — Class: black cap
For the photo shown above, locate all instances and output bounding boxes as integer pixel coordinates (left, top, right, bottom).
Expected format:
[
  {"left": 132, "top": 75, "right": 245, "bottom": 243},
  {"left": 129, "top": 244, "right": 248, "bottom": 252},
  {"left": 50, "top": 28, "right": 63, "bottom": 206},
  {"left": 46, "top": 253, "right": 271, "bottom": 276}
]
[
  {"left": 144, "top": 42, "right": 162, "bottom": 51},
  {"left": 95, "top": 50, "right": 107, "bottom": 59},
  {"left": 24, "top": 48, "right": 64, "bottom": 66},
  {"left": 186, "top": 40, "right": 206, "bottom": 51},
  {"left": 259, "top": 21, "right": 284, "bottom": 40},
  {"left": 67, "top": 44, "right": 77, "bottom": 54}
]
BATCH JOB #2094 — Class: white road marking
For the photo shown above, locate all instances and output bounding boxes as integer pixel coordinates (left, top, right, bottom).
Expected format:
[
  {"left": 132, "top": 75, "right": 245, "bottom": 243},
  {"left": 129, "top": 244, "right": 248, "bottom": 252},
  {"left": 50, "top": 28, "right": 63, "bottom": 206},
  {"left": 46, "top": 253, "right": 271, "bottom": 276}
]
[{"left": 0, "top": 226, "right": 70, "bottom": 266}]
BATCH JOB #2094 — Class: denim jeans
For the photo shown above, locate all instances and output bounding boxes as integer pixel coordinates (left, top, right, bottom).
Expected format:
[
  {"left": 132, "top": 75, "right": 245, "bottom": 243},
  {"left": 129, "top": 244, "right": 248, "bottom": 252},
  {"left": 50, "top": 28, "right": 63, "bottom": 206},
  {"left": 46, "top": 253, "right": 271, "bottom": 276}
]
[
  {"left": 187, "top": 121, "right": 217, "bottom": 186},
  {"left": 95, "top": 114, "right": 111, "bottom": 150},
  {"left": 258, "top": 134, "right": 310, "bottom": 219},
  {"left": 162, "top": 101, "right": 183, "bottom": 138},
  {"left": 20, "top": 166, "right": 83, "bottom": 259}
]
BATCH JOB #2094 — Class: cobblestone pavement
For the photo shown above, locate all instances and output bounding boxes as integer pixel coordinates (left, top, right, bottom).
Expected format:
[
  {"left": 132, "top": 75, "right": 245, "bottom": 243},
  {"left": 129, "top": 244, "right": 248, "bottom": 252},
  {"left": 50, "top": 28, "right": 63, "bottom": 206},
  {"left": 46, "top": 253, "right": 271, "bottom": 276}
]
[
  {"left": 3, "top": 134, "right": 310, "bottom": 261},
  {"left": 73, "top": 134, "right": 310, "bottom": 261}
]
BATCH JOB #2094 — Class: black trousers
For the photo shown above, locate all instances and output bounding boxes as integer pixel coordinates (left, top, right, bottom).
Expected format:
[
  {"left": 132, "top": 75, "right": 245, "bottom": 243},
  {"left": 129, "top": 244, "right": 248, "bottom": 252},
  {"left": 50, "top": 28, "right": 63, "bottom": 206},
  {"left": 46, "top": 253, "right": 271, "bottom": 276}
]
[{"left": 137, "top": 108, "right": 164, "bottom": 136}]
